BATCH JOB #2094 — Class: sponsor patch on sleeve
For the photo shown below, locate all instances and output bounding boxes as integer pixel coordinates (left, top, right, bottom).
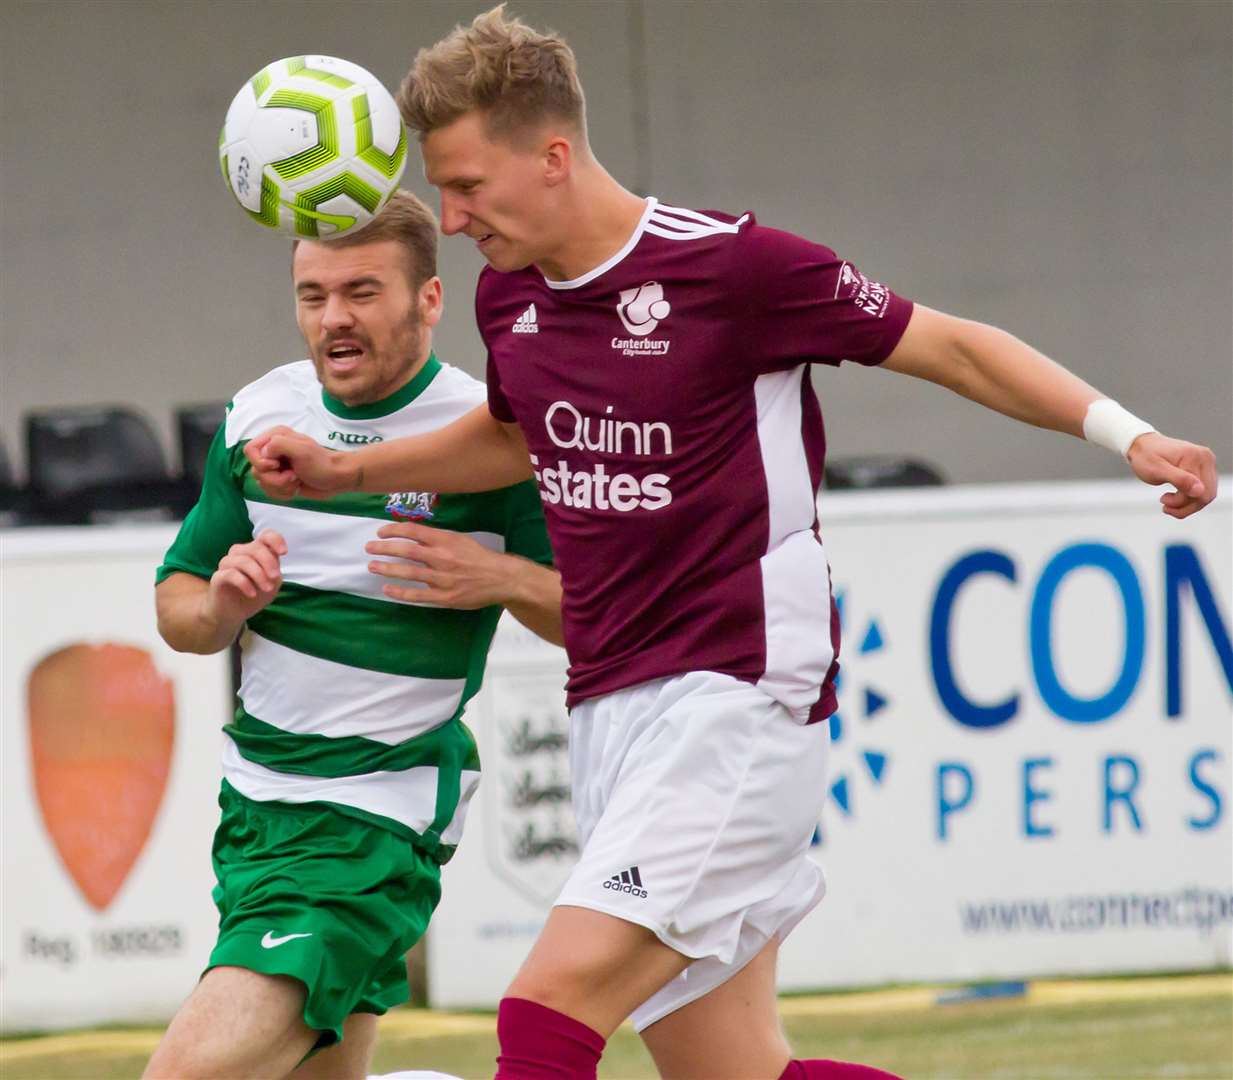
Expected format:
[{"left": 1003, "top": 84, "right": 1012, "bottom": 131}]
[{"left": 835, "top": 261, "right": 891, "bottom": 319}]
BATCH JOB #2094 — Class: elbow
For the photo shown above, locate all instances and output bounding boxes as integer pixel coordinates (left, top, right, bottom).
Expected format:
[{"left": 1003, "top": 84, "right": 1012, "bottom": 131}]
[
  {"left": 154, "top": 617, "right": 197, "bottom": 655},
  {"left": 943, "top": 318, "right": 1004, "bottom": 398}
]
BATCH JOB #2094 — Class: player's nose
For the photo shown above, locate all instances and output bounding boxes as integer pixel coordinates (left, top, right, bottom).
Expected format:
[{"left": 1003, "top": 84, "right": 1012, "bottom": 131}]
[
  {"left": 320, "top": 293, "right": 354, "bottom": 329},
  {"left": 438, "top": 194, "right": 467, "bottom": 236}
]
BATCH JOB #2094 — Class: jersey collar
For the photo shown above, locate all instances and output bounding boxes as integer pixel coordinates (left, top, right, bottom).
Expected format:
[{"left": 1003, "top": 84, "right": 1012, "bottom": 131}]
[
  {"left": 320, "top": 351, "right": 441, "bottom": 420},
  {"left": 542, "top": 197, "right": 658, "bottom": 291}
]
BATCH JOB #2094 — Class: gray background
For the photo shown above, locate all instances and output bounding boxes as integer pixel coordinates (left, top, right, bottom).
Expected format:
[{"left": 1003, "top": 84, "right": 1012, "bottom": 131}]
[{"left": 1, "top": 0, "right": 1229, "bottom": 484}]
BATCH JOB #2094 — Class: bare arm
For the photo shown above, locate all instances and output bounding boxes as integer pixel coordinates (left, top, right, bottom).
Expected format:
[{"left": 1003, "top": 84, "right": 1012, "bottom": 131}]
[
  {"left": 882, "top": 305, "right": 1218, "bottom": 518},
  {"left": 366, "top": 522, "right": 565, "bottom": 646},
  {"left": 246, "top": 404, "right": 532, "bottom": 501},
  {"left": 155, "top": 531, "right": 286, "bottom": 653}
]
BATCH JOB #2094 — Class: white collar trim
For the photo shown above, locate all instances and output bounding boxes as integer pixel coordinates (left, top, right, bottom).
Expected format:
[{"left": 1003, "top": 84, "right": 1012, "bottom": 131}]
[{"left": 542, "top": 197, "right": 658, "bottom": 290}]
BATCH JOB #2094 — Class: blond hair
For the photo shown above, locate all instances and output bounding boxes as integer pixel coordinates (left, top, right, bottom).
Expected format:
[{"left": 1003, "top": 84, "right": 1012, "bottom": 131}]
[
  {"left": 296, "top": 189, "right": 438, "bottom": 286},
  {"left": 398, "top": 4, "right": 586, "bottom": 145}
]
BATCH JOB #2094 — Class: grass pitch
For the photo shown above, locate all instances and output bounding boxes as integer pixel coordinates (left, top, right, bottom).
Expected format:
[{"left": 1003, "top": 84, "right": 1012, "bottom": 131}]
[{"left": 2, "top": 974, "right": 1230, "bottom": 1079}]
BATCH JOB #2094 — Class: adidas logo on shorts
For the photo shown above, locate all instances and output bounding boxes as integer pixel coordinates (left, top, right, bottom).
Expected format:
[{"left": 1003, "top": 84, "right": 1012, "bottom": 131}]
[
  {"left": 512, "top": 303, "right": 539, "bottom": 333},
  {"left": 602, "top": 865, "right": 648, "bottom": 898}
]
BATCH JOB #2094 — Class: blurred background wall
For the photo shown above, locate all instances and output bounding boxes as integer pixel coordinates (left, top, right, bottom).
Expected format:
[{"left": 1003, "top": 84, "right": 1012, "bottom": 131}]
[{"left": 1, "top": 0, "right": 1229, "bottom": 484}]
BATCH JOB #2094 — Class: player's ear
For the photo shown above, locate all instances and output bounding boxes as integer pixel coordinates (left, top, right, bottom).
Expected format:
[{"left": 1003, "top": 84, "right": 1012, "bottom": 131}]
[
  {"left": 543, "top": 135, "right": 572, "bottom": 187},
  {"left": 418, "top": 276, "right": 444, "bottom": 328}
]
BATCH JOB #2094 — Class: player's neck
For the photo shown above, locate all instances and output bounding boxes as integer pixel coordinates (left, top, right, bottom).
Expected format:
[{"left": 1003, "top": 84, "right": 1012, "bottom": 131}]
[{"left": 535, "top": 166, "right": 648, "bottom": 283}]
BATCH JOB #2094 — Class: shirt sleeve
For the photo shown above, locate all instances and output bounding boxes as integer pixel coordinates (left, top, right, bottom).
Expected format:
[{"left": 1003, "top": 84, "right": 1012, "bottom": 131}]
[
  {"left": 501, "top": 479, "right": 554, "bottom": 567},
  {"left": 734, "top": 222, "right": 914, "bottom": 373},
  {"left": 156, "top": 421, "right": 253, "bottom": 584}
]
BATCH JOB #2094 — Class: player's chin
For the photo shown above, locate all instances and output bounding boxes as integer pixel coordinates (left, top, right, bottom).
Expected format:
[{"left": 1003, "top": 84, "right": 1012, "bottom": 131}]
[{"left": 483, "top": 247, "right": 532, "bottom": 273}]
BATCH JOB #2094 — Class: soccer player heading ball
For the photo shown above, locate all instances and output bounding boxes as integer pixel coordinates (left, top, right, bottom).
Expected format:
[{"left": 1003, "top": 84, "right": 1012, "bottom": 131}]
[{"left": 247, "top": 5, "right": 1218, "bottom": 1079}]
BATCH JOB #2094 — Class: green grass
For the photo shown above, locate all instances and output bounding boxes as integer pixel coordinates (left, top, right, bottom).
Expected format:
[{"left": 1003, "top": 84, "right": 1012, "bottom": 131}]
[
  {"left": 4, "top": 983, "right": 1231, "bottom": 1080},
  {"left": 367, "top": 994, "right": 1233, "bottom": 1080}
]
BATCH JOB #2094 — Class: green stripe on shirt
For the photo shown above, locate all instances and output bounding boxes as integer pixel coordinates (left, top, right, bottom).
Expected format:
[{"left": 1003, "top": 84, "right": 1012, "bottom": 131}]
[{"left": 247, "top": 581, "right": 499, "bottom": 678}]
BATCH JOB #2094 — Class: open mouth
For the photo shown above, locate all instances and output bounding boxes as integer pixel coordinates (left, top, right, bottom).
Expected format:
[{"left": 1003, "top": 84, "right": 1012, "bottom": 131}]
[{"left": 324, "top": 342, "right": 365, "bottom": 371}]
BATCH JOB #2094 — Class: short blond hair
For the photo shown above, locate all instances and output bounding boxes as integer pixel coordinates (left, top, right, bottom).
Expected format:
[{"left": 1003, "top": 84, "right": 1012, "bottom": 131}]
[
  {"left": 296, "top": 189, "right": 438, "bottom": 286},
  {"left": 398, "top": 4, "right": 586, "bottom": 145}
]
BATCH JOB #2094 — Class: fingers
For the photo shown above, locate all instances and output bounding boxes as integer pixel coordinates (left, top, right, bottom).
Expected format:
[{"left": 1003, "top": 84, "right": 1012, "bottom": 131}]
[
  {"left": 368, "top": 557, "right": 434, "bottom": 585},
  {"left": 375, "top": 521, "right": 435, "bottom": 542},
  {"left": 262, "top": 431, "right": 304, "bottom": 462},
  {"left": 1146, "top": 443, "right": 1220, "bottom": 519},
  {"left": 381, "top": 582, "right": 442, "bottom": 604},
  {"left": 217, "top": 539, "right": 284, "bottom": 594},
  {"left": 219, "top": 554, "right": 280, "bottom": 595},
  {"left": 212, "top": 559, "right": 281, "bottom": 601},
  {"left": 246, "top": 453, "right": 301, "bottom": 501},
  {"left": 1161, "top": 491, "right": 1207, "bottom": 521},
  {"left": 1143, "top": 456, "right": 1202, "bottom": 496},
  {"left": 366, "top": 537, "right": 428, "bottom": 561},
  {"left": 212, "top": 566, "right": 260, "bottom": 600},
  {"left": 366, "top": 525, "right": 448, "bottom": 568},
  {"left": 256, "top": 529, "right": 289, "bottom": 557},
  {"left": 1194, "top": 447, "right": 1219, "bottom": 505},
  {"left": 245, "top": 427, "right": 294, "bottom": 468},
  {"left": 243, "top": 428, "right": 311, "bottom": 500}
]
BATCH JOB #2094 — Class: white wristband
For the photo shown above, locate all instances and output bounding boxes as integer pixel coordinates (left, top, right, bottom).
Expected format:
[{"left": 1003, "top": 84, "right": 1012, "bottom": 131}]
[{"left": 1083, "top": 399, "right": 1155, "bottom": 459}]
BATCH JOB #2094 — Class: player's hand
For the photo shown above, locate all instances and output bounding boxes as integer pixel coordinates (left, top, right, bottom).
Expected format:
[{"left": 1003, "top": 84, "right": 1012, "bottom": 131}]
[
  {"left": 366, "top": 521, "right": 513, "bottom": 608},
  {"left": 1126, "top": 432, "right": 1218, "bottom": 519},
  {"left": 204, "top": 530, "right": 288, "bottom": 627},
  {"left": 244, "top": 426, "right": 355, "bottom": 501}
]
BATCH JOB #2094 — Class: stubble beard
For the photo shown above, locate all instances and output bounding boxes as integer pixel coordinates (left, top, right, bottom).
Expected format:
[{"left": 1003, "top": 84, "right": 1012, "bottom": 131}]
[{"left": 316, "top": 309, "right": 427, "bottom": 407}]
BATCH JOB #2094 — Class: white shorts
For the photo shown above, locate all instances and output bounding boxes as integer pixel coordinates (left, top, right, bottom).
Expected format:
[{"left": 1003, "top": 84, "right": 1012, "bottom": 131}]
[{"left": 555, "top": 671, "right": 829, "bottom": 1031}]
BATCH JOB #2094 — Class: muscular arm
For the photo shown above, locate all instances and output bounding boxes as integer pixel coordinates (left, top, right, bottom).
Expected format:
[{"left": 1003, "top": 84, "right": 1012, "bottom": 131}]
[
  {"left": 247, "top": 405, "right": 533, "bottom": 500},
  {"left": 882, "top": 305, "right": 1100, "bottom": 435},
  {"left": 882, "top": 305, "right": 1218, "bottom": 518}
]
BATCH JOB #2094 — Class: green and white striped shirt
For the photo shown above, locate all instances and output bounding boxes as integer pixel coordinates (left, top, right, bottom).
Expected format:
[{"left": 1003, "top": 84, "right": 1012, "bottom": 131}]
[{"left": 157, "top": 354, "right": 552, "bottom": 862}]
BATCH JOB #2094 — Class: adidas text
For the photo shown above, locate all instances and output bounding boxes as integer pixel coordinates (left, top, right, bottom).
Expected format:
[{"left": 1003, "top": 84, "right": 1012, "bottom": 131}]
[
  {"left": 602, "top": 880, "right": 648, "bottom": 898},
  {"left": 513, "top": 304, "right": 539, "bottom": 334},
  {"left": 602, "top": 867, "right": 648, "bottom": 898}
]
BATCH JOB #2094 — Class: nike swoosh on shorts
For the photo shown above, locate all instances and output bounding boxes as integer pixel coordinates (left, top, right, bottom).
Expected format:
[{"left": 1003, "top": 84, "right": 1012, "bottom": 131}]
[{"left": 260, "top": 930, "right": 314, "bottom": 949}]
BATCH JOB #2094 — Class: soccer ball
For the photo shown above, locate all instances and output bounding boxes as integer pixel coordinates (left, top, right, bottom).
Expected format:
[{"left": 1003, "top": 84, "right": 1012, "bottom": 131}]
[{"left": 219, "top": 55, "right": 407, "bottom": 239}]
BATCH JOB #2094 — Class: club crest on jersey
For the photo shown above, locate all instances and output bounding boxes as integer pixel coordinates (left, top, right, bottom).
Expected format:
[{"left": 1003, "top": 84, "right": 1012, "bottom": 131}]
[
  {"left": 385, "top": 491, "right": 438, "bottom": 521},
  {"left": 613, "top": 282, "right": 671, "bottom": 357}
]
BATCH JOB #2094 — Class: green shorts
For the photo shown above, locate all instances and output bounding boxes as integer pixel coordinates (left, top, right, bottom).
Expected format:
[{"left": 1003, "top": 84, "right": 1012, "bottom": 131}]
[{"left": 207, "top": 780, "right": 441, "bottom": 1048}]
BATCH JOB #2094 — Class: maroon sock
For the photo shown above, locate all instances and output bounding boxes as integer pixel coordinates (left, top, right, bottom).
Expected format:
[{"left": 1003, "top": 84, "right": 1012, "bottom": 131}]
[
  {"left": 494, "top": 997, "right": 606, "bottom": 1079},
  {"left": 780, "top": 1059, "right": 904, "bottom": 1080}
]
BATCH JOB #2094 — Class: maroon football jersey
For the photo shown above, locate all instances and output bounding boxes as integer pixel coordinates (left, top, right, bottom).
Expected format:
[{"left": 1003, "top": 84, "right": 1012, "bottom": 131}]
[{"left": 478, "top": 200, "right": 913, "bottom": 718}]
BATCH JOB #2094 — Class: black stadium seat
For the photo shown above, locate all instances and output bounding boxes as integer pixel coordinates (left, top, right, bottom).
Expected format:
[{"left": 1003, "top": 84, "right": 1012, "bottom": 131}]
[
  {"left": 176, "top": 402, "right": 228, "bottom": 494},
  {"left": 824, "top": 455, "right": 946, "bottom": 490},
  {"left": 25, "top": 407, "right": 183, "bottom": 524},
  {"left": 0, "top": 434, "right": 32, "bottom": 526}
]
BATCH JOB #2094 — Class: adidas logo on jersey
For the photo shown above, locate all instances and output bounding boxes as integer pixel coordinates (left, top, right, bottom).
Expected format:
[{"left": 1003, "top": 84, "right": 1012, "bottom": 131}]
[
  {"left": 512, "top": 304, "right": 539, "bottom": 333},
  {"left": 602, "top": 865, "right": 648, "bottom": 898}
]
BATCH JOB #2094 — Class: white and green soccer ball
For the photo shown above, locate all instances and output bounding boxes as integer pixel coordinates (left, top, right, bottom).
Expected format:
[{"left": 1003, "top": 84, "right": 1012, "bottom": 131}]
[{"left": 219, "top": 55, "right": 408, "bottom": 239}]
